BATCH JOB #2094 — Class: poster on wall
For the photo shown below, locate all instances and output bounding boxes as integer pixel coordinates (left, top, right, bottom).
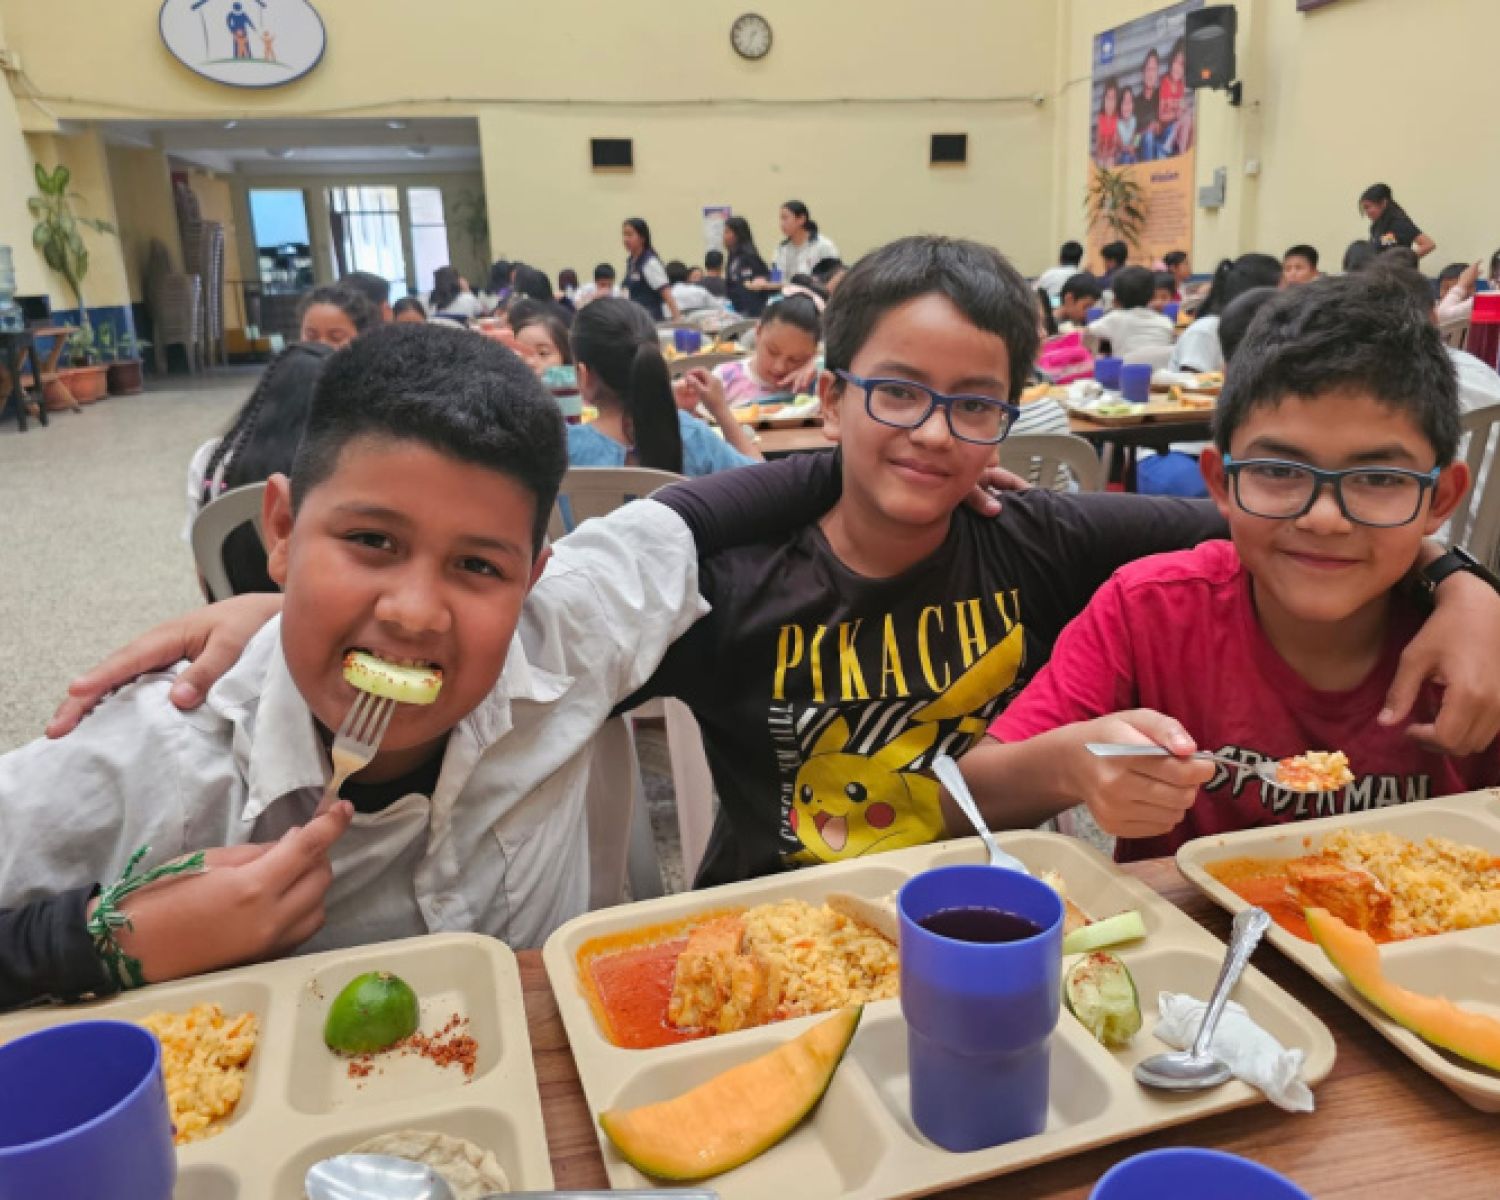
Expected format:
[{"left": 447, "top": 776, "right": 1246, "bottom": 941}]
[
  {"left": 702, "top": 205, "right": 732, "bottom": 257},
  {"left": 1086, "top": 0, "right": 1202, "bottom": 271},
  {"left": 159, "top": 0, "right": 326, "bottom": 89}
]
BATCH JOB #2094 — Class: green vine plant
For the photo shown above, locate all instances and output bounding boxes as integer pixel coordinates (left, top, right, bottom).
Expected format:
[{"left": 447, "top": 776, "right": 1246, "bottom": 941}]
[
  {"left": 29, "top": 163, "right": 116, "bottom": 333},
  {"left": 1085, "top": 166, "right": 1147, "bottom": 253},
  {"left": 448, "top": 190, "right": 490, "bottom": 275}
]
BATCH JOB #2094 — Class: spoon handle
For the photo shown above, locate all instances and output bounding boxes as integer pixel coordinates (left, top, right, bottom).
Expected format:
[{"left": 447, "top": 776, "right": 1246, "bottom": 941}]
[
  {"left": 1190, "top": 906, "right": 1272, "bottom": 1060},
  {"left": 1084, "top": 743, "right": 1241, "bottom": 771},
  {"left": 932, "top": 754, "right": 1002, "bottom": 860}
]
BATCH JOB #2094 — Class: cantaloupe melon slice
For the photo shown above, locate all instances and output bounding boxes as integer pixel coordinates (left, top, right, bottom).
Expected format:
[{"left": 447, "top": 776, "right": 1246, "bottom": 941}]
[
  {"left": 599, "top": 1005, "right": 861, "bottom": 1181},
  {"left": 1306, "top": 906, "right": 1500, "bottom": 1072}
]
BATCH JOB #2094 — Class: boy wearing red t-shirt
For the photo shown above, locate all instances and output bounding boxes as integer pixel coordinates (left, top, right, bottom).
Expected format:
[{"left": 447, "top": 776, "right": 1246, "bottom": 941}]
[{"left": 960, "top": 270, "right": 1500, "bottom": 861}]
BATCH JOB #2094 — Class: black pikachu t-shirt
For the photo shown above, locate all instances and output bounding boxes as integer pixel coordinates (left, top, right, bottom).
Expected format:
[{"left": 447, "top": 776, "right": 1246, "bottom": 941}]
[{"left": 638, "top": 481, "right": 1225, "bottom": 887}]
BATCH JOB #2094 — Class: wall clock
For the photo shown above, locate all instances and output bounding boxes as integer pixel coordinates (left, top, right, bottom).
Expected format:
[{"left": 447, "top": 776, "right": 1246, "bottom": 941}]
[{"left": 731, "top": 13, "right": 772, "bottom": 60}]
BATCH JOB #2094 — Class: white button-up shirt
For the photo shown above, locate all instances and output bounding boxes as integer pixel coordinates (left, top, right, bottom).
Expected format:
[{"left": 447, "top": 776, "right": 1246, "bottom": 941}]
[{"left": 0, "top": 500, "right": 707, "bottom": 950}]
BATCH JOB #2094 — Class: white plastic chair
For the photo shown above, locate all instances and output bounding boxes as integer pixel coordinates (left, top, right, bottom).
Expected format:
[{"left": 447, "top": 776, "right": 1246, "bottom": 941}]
[
  {"left": 1123, "top": 344, "right": 1175, "bottom": 370},
  {"left": 584, "top": 716, "right": 665, "bottom": 906},
  {"left": 1449, "top": 405, "right": 1500, "bottom": 570},
  {"left": 190, "top": 482, "right": 268, "bottom": 602},
  {"left": 1000, "top": 433, "right": 1104, "bottom": 493},
  {"left": 1439, "top": 316, "right": 1472, "bottom": 351},
  {"left": 549, "top": 466, "right": 685, "bottom": 539}
]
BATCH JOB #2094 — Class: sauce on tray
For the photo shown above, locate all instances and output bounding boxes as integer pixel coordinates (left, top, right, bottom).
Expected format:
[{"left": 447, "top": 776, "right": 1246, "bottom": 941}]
[{"left": 1206, "top": 857, "right": 1313, "bottom": 942}]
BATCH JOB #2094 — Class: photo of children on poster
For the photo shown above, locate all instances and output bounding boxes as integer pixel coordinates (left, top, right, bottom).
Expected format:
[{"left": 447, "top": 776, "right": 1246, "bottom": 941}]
[{"left": 1088, "top": 0, "right": 1202, "bottom": 267}]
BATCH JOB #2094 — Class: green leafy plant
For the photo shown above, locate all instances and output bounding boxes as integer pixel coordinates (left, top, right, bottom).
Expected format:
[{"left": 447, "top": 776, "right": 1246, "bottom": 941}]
[
  {"left": 448, "top": 190, "right": 490, "bottom": 270},
  {"left": 28, "top": 163, "right": 116, "bottom": 331},
  {"left": 95, "top": 322, "right": 117, "bottom": 362},
  {"left": 1085, "top": 167, "right": 1147, "bottom": 251},
  {"left": 65, "top": 323, "right": 100, "bottom": 366},
  {"left": 119, "top": 330, "right": 150, "bottom": 361}
]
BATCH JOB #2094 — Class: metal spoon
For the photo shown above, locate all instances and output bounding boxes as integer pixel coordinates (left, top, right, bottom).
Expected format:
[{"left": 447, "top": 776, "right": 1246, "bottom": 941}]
[
  {"left": 931, "top": 754, "right": 1029, "bottom": 874},
  {"left": 1085, "top": 743, "right": 1336, "bottom": 794},
  {"left": 1134, "top": 906, "right": 1272, "bottom": 1092},
  {"left": 306, "top": 1153, "right": 721, "bottom": 1200}
]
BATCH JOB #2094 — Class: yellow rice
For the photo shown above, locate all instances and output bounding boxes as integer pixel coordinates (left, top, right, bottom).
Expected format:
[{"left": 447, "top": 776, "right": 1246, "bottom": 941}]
[
  {"left": 741, "top": 899, "right": 899, "bottom": 1017},
  {"left": 136, "top": 1003, "right": 258, "bottom": 1144},
  {"left": 1322, "top": 830, "right": 1500, "bottom": 939}
]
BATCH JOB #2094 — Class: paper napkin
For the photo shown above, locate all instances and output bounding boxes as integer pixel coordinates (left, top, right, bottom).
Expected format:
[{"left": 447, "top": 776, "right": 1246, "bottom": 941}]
[{"left": 1154, "top": 992, "right": 1315, "bottom": 1113}]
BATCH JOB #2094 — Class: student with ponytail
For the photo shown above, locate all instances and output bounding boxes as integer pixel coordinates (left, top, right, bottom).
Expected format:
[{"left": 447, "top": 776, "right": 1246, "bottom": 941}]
[
  {"left": 1168, "top": 253, "right": 1281, "bottom": 372},
  {"left": 568, "top": 298, "right": 760, "bottom": 476},
  {"left": 773, "top": 200, "right": 840, "bottom": 284},
  {"left": 183, "top": 342, "right": 335, "bottom": 594},
  {"left": 1360, "top": 183, "right": 1435, "bottom": 259}
]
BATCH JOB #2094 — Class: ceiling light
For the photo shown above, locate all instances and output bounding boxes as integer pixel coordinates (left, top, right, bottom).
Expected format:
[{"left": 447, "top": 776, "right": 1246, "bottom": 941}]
[
  {"left": 266, "top": 146, "right": 296, "bottom": 159},
  {"left": 386, "top": 119, "right": 408, "bottom": 131},
  {"left": 406, "top": 144, "right": 431, "bottom": 158}
]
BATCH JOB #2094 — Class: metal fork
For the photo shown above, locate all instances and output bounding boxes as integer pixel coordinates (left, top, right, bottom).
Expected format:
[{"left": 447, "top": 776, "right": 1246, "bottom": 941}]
[{"left": 317, "top": 690, "right": 397, "bottom": 813}]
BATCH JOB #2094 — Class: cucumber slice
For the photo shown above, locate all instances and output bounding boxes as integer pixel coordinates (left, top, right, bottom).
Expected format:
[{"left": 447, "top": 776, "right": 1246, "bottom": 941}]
[
  {"left": 342, "top": 650, "right": 444, "bottom": 705},
  {"left": 1062, "top": 909, "right": 1146, "bottom": 955},
  {"left": 1063, "top": 952, "right": 1142, "bottom": 1048}
]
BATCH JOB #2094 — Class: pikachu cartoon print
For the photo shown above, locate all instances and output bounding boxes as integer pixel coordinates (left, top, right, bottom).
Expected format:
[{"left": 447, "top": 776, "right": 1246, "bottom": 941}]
[{"left": 786, "top": 623, "right": 1025, "bottom": 864}]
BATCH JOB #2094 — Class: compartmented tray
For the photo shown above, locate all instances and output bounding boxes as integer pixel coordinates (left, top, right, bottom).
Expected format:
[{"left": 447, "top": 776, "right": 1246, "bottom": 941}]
[
  {"left": 0, "top": 933, "right": 553, "bottom": 1199},
  {"left": 1178, "top": 790, "right": 1500, "bottom": 1112},
  {"left": 543, "top": 832, "right": 1336, "bottom": 1200},
  {"left": 1064, "top": 399, "right": 1214, "bottom": 426}
]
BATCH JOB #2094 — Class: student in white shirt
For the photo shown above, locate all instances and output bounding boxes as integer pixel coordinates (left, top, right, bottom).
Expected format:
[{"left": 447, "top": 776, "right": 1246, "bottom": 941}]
[
  {"left": 1036, "top": 241, "right": 1085, "bottom": 301},
  {"left": 574, "top": 263, "right": 620, "bottom": 309},
  {"left": 1083, "top": 266, "right": 1175, "bottom": 360},
  {"left": 1168, "top": 253, "right": 1281, "bottom": 373},
  {"left": 665, "top": 260, "right": 723, "bottom": 313},
  {"left": 773, "top": 200, "right": 840, "bottom": 283},
  {"left": 427, "top": 266, "right": 484, "bottom": 321},
  {"left": 0, "top": 325, "right": 707, "bottom": 998}
]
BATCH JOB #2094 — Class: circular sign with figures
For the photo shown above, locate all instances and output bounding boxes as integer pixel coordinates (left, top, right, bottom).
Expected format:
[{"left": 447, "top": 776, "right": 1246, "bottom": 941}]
[{"left": 159, "top": 0, "right": 326, "bottom": 88}]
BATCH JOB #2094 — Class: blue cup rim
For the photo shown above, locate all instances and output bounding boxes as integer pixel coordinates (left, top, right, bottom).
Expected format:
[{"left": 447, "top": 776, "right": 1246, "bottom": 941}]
[
  {"left": 1093, "top": 1147, "right": 1311, "bottom": 1198},
  {"left": 0, "top": 1020, "right": 163, "bottom": 1158},
  {"left": 898, "top": 863, "right": 1065, "bottom": 950}
]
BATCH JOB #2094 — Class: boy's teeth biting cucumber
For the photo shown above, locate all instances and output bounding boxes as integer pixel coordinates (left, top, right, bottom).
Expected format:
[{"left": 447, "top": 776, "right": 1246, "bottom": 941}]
[{"left": 342, "top": 650, "right": 443, "bottom": 705}]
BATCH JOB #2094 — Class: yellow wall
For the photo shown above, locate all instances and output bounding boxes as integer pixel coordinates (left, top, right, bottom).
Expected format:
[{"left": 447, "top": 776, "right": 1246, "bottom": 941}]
[
  {"left": 22, "top": 126, "right": 131, "bottom": 310},
  {"left": 105, "top": 145, "right": 180, "bottom": 303}
]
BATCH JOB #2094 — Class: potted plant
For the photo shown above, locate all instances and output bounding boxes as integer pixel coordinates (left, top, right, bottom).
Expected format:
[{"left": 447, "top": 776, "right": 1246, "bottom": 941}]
[
  {"left": 55, "top": 323, "right": 109, "bottom": 405},
  {"left": 1085, "top": 166, "right": 1147, "bottom": 255},
  {"left": 28, "top": 162, "right": 115, "bottom": 335},
  {"left": 100, "top": 325, "right": 149, "bottom": 395}
]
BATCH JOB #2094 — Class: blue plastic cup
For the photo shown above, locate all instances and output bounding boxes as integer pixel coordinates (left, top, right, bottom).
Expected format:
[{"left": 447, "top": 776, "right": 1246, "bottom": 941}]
[
  {"left": 0, "top": 1021, "right": 176, "bottom": 1200},
  {"left": 899, "top": 865, "right": 1064, "bottom": 1152},
  {"left": 672, "top": 327, "right": 702, "bottom": 354},
  {"left": 1092, "top": 1148, "right": 1312, "bottom": 1199},
  {"left": 1162, "top": 301, "right": 1181, "bottom": 321},
  {"left": 1094, "top": 356, "right": 1123, "bottom": 389},
  {"left": 1120, "top": 362, "right": 1153, "bottom": 404}
]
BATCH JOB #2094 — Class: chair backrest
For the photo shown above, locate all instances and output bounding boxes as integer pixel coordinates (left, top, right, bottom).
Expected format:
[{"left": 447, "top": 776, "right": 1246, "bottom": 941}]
[
  {"left": 668, "top": 351, "right": 746, "bottom": 378},
  {"left": 714, "top": 319, "right": 758, "bottom": 342},
  {"left": 999, "top": 433, "right": 1104, "bottom": 492},
  {"left": 190, "top": 482, "right": 268, "bottom": 601},
  {"left": 549, "top": 466, "right": 685, "bottom": 540},
  {"left": 1123, "top": 344, "right": 1174, "bottom": 370},
  {"left": 1439, "top": 316, "right": 1471, "bottom": 350},
  {"left": 1450, "top": 405, "right": 1500, "bottom": 569}
]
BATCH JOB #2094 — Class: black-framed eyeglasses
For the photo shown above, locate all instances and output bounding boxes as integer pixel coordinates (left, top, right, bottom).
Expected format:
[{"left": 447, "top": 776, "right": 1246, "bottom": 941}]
[
  {"left": 834, "top": 370, "right": 1019, "bottom": 446},
  {"left": 1222, "top": 456, "right": 1442, "bottom": 528}
]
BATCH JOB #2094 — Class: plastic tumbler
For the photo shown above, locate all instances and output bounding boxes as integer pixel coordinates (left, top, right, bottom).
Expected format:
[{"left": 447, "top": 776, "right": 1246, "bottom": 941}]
[
  {"left": 899, "top": 865, "right": 1065, "bottom": 1152},
  {"left": 1086, "top": 305, "right": 1105, "bottom": 323},
  {"left": 1093, "top": 356, "right": 1123, "bottom": 389},
  {"left": 1091, "top": 1148, "right": 1312, "bottom": 1199},
  {"left": 1161, "top": 301, "right": 1181, "bottom": 322},
  {"left": 1120, "top": 363, "right": 1153, "bottom": 404},
  {"left": 673, "top": 327, "right": 703, "bottom": 354},
  {"left": 0, "top": 1020, "right": 175, "bottom": 1200}
]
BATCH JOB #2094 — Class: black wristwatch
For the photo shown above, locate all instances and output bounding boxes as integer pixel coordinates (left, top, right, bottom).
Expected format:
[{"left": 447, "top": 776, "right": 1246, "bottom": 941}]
[{"left": 1419, "top": 547, "right": 1500, "bottom": 599}]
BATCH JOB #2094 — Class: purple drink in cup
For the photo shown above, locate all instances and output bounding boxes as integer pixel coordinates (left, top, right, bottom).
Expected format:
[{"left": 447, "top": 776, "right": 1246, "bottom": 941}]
[{"left": 899, "top": 865, "right": 1065, "bottom": 1152}]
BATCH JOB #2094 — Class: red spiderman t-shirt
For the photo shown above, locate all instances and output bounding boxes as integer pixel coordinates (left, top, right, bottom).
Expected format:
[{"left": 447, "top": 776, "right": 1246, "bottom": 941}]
[
  {"left": 990, "top": 541, "right": 1500, "bottom": 862},
  {"left": 1157, "top": 75, "right": 1186, "bottom": 126}
]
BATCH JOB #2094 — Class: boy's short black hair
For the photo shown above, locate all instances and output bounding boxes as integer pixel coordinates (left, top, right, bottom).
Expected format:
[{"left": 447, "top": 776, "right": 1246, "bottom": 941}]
[
  {"left": 1111, "top": 265, "right": 1155, "bottom": 310},
  {"left": 593, "top": 262, "right": 616, "bottom": 283},
  {"left": 1437, "top": 262, "right": 1467, "bottom": 285},
  {"left": 822, "top": 235, "right": 1039, "bottom": 402},
  {"left": 1214, "top": 271, "right": 1460, "bottom": 464},
  {"left": 341, "top": 270, "right": 391, "bottom": 310},
  {"left": 1060, "top": 240, "right": 1084, "bottom": 266},
  {"left": 665, "top": 260, "right": 690, "bottom": 285},
  {"left": 1163, "top": 250, "right": 1188, "bottom": 270},
  {"left": 291, "top": 324, "right": 567, "bottom": 552},
  {"left": 1102, "top": 241, "right": 1128, "bottom": 268},
  {"left": 1283, "top": 244, "right": 1319, "bottom": 269},
  {"left": 1216, "top": 286, "right": 1279, "bottom": 364},
  {"left": 1153, "top": 271, "right": 1177, "bottom": 296},
  {"left": 704, "top": 249, "right": 724, "bottom": 270},
  {"left": 1060, "top": 272, "right": 1103, "bottom": 302}
]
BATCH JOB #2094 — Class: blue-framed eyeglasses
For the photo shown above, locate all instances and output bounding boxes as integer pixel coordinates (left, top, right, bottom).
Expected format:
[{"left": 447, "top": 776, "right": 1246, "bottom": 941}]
[
  {"left": 834, "top": 370, "right": 1019, "bottom": 446},
  {"left": 1222, "top": 456, "right": 1442, "bottom": 528}
]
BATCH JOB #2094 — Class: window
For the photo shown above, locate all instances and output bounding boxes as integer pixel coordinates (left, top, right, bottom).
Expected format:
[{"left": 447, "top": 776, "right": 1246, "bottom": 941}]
[
  {"left": 249, "top": 189, "right": 312, "bottom": 294},
  {"left": 326, "top": 185, "right": 405, "bottom": 299},
  {"left": 930, "top": 134, "right": 968, "bottom": 166},
  {"left": 591, "top": 138, "right": 634, "bottom": 171},
  {"left": 407, "top": 187, "right": 451, "bottom": 297}
]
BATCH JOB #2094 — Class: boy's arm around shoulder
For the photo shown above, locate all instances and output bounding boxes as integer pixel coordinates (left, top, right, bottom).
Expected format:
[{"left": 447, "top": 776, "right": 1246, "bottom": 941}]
[
  {"left": 651, "top": 449, "right": 841, "bottom": 554},
  {"left": 0, "top": 673, "right": 197, "bottom": 911}
]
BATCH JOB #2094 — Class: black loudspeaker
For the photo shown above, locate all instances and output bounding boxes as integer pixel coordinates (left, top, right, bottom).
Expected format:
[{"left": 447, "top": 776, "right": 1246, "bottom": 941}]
[{"left": 1186, "top": 5, "right": 1237, "bottom": 90}]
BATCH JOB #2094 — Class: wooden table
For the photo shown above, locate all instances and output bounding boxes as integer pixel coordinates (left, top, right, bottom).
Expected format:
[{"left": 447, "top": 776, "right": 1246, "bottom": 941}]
[
  {"left": 756, "top": 421, "right": 832, "bottom": 457},
  {"left": 518, "top": 858, "right": 1500, "bottom": 1199}
]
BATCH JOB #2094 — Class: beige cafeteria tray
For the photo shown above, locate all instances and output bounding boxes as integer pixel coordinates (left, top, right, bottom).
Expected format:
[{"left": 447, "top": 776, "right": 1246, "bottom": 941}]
[
  {"left": 1178, "top": 789, "right": 1500, "bottom": 1112},
  {"left": 0, "top": 932, "right": 553, "bottom": 1199},
  {"left": 543, "top": 831, "right": 1336, "bottom": 1200}
]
